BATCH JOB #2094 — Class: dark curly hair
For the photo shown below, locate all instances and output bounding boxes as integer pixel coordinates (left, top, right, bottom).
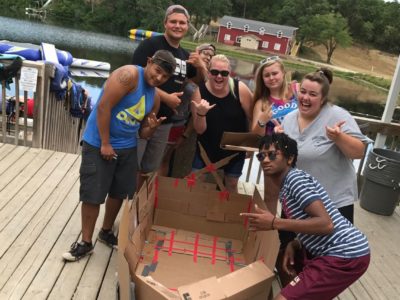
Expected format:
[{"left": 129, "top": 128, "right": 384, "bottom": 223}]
[{"left": 258, "top": 133, "right": 298, "bottom": 167}]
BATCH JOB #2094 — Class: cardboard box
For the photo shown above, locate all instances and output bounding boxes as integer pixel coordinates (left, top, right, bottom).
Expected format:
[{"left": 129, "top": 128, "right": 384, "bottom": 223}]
[{"left": 118, "top": 175, "right": 279, "bottom": 300}]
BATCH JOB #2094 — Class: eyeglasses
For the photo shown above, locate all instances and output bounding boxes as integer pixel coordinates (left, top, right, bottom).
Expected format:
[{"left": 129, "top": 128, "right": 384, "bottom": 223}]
[
  {"left": 256, "top": 150, "right": 279, "bottom": 162},
  {"left": 209, "top": 69, "right": 229, "bottom": 77},
  {"left": 260, "top": 56, "right": 280, "bottom": 65}
]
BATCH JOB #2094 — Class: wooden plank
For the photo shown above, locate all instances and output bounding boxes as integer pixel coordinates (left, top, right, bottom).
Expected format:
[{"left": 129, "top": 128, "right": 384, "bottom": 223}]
[
  {"left": 0, "top": 148, "right": 54, "bottom": 210},
  {"left": 21, "top": 186, "right": 82, "bottom": 300},
  {"left": 0, "top": 150, "right": 65, "bottom": 225},
  {"left": 48, "top": 206, "right": 106, "bottom": 300},
  {"left": 0, "top": 147, "right": 41, "bottom": 191},
  {"left": 0, "top": 152, "right": 76, "bottom": 256},
  {"left": 73, "top": 213, "right": 121, "bottom": 299},
  {"left": 347, "top": 279, "right": 374, "bottom": 300},
  {"left": 97, "top": 250, "right": 118, "bottom": 300},
  {"left": 0, "top": 144, "right": 28, "bottom": 175},
  {"left": 337, "top": 286, "right": 356, "bottom": 300},
  {"left": 0, "top": 143, "right": 17, "bottom": 161},
  {"left": 353, "top": 204, "right": 400, "bottom": 298},
  {"left": 73, "top": 242, "right": 114, "bottom": 299},
  {"left": 0, "top": 170, "right": 80, "bottom": 298}
]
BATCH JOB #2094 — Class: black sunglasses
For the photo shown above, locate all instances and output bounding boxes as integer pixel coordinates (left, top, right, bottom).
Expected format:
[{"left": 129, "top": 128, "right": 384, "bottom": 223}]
[
  {"left": 256, "top": 150, "right": 279, "bottom": 162},
  {"left": 209, "top": 69, "right": 229, "bottom": 77}
]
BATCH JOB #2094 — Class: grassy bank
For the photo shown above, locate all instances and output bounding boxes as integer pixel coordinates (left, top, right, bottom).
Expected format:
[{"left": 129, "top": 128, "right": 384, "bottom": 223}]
[{"left": 182, "top": 39, "right": 392, "bottom": 91}]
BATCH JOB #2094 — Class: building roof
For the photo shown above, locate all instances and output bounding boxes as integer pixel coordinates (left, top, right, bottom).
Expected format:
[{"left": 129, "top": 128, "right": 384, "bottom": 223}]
[{"left": 220, "top": 16, "right": 298, "bottom": 37}]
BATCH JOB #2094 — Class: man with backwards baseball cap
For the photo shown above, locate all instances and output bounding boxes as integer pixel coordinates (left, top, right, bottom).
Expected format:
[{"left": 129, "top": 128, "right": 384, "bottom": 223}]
[
  {"left": 63, "top": 50, "right": 176, "bottom": 261},
  {"left": 132, "top": 4, "right": 207, "bottom": 188}
]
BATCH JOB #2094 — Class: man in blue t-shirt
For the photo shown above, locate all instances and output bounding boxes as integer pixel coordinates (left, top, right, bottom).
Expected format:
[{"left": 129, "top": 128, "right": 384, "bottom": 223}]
[
  {"left": 62, "top": 50, "right": 176, "bottom": 262},
  {"left": 241, "top": 133, "right": 370, "bottom": 300}
]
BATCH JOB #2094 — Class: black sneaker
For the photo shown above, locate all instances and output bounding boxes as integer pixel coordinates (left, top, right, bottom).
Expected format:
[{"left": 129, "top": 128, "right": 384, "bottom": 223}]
[
  {"left": 98, "top": 229, "right": 118, "bottom": 249},
  {"left": 62, "top": 241, "right": 93, "bottom": 262}
]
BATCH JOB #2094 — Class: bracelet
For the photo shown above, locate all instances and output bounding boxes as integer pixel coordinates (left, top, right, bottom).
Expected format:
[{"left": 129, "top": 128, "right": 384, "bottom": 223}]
[
  {"left": 271, "top": 216, "right": 276, "bottom": 230},
  {"left": 196, "top": 112, "right": 206, "bottom": 117},
  {"left": 257, "top": 120, "right": 266, "bottom": 128}
]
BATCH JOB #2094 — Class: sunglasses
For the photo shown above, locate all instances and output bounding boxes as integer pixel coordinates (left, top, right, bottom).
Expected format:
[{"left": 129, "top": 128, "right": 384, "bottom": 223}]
[
  {"left": 209, "top": 69, "right": 230, "bottom": 77},
  {"left": 260, "top": 55, "right": 280, "bottom": 65},
  {"left": 256, "top": 150, "right": 279, "bottom": 162}
]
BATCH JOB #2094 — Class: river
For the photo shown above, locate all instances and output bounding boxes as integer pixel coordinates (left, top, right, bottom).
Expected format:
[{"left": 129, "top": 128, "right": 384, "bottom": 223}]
[{"left": 0, "top": 16, "right": 396, "bottom": 121}]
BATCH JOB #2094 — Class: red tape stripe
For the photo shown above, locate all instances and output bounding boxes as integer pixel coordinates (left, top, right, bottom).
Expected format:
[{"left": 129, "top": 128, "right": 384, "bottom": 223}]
[
  {"left": 205, "top": 163, "right": 216, "bottom": 173},
  {"left": 156, "top": 237, "right": 240, "bottom": 252},
  {"left": 229, "top": 255, "right": 235, "bottom": 272},
  {"left": 211, "top": 237, "right": 218, "bottom": 265},
  {"left": 219, "top": 190, "right": 229, "bottom": 201},
  {"left": 193, "top": 233, "right": 200, "bottom": 263},
  {"left": 243, "top": 199, "right": 253, "bottom": 227},
  {"left": 168, "top": 231, "right": 175, "bottom": 256},
  {"left": 152, "top": 246, "right": 159, "bottom": 264},
  {"left": 186, "top": 173, "right": 196, "bottom": 188},
  {"left": 173, "top": 178, "right": 179, "bottom": 188},
  {"left": 152, "top": 245, "right": 245, "bottom": 262}
]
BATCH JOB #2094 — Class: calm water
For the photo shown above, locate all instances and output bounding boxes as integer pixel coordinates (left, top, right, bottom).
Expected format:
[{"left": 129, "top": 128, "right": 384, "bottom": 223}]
[{"left": 1, "top": 16, "right": 396, "bottom": 121}]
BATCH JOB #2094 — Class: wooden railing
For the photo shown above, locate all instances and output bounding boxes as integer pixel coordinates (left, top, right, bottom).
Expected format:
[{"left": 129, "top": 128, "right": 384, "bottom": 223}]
[{"left": 1, "top": 60, "right": 83, "bottom": 153}]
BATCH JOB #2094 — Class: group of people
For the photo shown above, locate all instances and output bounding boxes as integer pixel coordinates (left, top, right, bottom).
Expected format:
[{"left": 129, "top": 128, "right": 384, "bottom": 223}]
[{"left": 62, "top": 4, "right": 370, "bottom": 300}]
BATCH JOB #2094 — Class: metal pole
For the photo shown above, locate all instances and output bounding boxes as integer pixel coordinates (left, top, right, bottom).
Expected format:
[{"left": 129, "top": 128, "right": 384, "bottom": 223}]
[{"left": 375, "top": 54, "right": 400, "bottom": 148}]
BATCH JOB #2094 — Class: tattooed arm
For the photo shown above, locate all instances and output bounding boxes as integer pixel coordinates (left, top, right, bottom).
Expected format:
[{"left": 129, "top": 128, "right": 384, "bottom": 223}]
[{"left": 97, "top": 65, "right": 138, "bottom": 160}]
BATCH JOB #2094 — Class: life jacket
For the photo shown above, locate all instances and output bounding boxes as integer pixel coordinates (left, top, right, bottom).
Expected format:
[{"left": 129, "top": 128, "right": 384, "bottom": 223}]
[
  {"left": 0, "top": 54, "right": 23, "bottom": 89},
  {"left": 50, "top": 63, "right": 69, "bottom": 100},
  {"left": 67, "top": 80, "right": 91, "bottom": 119}
]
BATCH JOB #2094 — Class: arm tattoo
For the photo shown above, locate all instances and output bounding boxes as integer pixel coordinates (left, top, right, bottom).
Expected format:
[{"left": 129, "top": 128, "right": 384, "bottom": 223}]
[{"left": 117, "top": 70, "right": 133, "bottom": 86}]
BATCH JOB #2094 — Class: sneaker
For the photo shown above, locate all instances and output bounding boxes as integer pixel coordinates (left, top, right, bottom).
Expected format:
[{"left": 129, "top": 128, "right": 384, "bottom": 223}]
[
  {"left": 62, "top": 241, "right": 93, "bottom": 262},
  {"left": 98, "top": 229, "right": 118, "bottom": 249}
]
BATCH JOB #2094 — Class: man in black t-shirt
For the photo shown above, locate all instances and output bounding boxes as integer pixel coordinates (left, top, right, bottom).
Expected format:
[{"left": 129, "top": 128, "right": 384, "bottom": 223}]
[{"left": 132, "top": 4, "right": 205, "bottom": 187}]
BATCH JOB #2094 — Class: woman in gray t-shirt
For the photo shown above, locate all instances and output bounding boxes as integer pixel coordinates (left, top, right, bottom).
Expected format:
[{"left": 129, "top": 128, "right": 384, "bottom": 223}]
[{"left": 281, "top": 68, "right": 370, "bottom": 223}]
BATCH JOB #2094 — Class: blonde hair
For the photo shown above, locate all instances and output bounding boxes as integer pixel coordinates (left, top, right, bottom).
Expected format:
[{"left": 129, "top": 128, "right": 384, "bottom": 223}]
[
  {"left": 253, "top": 60, "right": 292, "bottom": 110},
  {"left": 210, "top": 54, "right": 231, "bottom": 69}
]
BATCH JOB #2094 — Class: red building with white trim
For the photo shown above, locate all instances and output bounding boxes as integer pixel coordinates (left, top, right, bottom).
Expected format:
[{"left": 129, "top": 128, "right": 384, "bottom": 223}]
[{"left": 217, "top": 16, "right": 298, "bottom": 55}]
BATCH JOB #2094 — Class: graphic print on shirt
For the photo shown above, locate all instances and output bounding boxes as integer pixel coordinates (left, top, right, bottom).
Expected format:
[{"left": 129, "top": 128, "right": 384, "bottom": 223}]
[
  {"left": 281, "top": 194, "right": 292, "bottom": 219},
  {"left": 174, "top": 58, "right": 187, "bottom": 84},
  {"left": 116, "top": 95, "right": 146, "bottom": 126},
  {"left": 272, "top": 98, "right": 298, "bottom": 124}
]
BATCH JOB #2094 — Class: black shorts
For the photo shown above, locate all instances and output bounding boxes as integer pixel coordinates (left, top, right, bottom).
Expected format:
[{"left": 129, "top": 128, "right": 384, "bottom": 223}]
[{"left": 79, "top": 142, "right": 137, "bottom": 204}]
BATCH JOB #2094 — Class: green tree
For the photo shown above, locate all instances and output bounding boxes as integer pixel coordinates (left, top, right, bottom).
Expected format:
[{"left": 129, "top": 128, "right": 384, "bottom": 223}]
[
  {"left": 300, "top": 13, "right": 352, "bottom": 64},
  {"left": 182, "top": 0, "right": 232, "bottom": 29}
]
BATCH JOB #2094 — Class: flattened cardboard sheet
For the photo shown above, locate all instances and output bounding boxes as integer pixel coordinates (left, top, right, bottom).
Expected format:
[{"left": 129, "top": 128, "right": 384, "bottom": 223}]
[{"left": 220, "top": 132, "right": 261, "bottom": 152}]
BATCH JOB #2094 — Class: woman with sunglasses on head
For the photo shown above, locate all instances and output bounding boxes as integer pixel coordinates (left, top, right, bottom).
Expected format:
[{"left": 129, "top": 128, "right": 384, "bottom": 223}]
[
  {"left": 251, "top": 56, "right": 300, "bottom": 287},
  {"left": 251, "top": 56, "right": 299, "bottom": 136},
  {"left": 191, "top": 54, "right": 253, "bottom": 192}
]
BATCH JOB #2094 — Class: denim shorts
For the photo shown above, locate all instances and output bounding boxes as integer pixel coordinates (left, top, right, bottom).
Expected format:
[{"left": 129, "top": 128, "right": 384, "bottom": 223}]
[{"left": 79, "top": 142, "right": 137, "bottom": 204}]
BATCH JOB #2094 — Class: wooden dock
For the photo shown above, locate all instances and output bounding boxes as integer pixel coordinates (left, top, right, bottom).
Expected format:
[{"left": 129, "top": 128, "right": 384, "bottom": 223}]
[{"left": 0, "top": 143, "right": 399, "bottom": 299}]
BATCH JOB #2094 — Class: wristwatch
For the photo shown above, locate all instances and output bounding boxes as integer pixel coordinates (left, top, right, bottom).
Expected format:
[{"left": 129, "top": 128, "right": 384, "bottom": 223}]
[{"left": 257, "top": 120, "right": 266, "bottom": 128}]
